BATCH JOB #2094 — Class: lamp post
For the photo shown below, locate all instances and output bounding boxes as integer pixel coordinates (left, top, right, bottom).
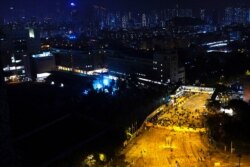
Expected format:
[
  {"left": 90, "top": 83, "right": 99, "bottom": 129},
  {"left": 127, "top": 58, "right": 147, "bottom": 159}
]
[{"left": 237, "top": 154, "right": 242, "bottom": 167}]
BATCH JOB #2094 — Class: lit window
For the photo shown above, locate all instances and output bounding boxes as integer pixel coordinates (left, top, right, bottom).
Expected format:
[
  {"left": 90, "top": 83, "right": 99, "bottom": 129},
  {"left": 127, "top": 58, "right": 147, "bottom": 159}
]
[{"left": 29, "top": 29, "right": 35, "bottom": 38}]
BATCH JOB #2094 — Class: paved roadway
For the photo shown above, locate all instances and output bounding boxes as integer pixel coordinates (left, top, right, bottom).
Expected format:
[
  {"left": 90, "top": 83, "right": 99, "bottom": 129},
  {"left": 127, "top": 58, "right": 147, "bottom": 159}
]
[{"left": 121, "top": 93, "right": 250, "bottom": 167}]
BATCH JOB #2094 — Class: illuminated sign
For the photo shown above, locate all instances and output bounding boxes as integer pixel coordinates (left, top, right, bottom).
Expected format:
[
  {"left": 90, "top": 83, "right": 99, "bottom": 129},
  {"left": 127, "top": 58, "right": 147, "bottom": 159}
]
[
  {"left": 32, "top": 52, "right": 52, "bottom": 58},
  {"left": 37, "top": 73, "right": 51, "bottom": 78}
]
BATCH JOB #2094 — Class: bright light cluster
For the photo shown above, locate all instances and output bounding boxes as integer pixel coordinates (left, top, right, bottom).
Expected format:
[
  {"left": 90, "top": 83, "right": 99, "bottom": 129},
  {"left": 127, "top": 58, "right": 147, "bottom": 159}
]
[
  {"left": 93, "top": 77, "right": 111, "bottom": 90},
  {"left": 67, "top": 34, "right": 76, "bottom": 40},
  {"left": 92, "top": 75, "right": 118, "bottom": 94},
  {"left": 70, "top": 2, "right": 76, "bottom": 7}
]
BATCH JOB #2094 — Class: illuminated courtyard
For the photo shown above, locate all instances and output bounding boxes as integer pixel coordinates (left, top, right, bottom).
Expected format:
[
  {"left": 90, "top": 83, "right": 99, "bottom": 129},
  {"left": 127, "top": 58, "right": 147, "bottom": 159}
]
[{"left": 121, "top": 93, "right": 250, "bottom": 167}]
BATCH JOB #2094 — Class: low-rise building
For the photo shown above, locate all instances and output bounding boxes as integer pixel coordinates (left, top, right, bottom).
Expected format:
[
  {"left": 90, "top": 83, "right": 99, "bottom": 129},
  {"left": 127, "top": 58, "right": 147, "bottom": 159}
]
[{"left": 107, "top": 49, "right": 185, "bottom": 85}]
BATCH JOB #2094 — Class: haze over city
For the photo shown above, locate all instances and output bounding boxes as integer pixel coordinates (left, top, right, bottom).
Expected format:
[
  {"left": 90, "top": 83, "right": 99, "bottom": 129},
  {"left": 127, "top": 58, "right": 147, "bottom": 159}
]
[{"left": 1, "top": 0, "right": 250, "bottom": 19}]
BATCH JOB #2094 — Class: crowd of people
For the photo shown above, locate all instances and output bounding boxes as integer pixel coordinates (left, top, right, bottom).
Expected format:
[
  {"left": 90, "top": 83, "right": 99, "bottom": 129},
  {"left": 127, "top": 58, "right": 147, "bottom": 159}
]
[{"left": 149, "top": 92, "right": 206, "bottom": 129}]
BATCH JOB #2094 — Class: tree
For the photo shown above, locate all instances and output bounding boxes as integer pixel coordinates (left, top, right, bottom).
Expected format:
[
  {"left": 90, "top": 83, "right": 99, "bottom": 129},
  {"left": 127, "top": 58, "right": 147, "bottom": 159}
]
[
  {"left": 206, "top": 100, "right": 220, "bottom": 112},
  {"left": 0, "top": 36, "right": 17, "bottom": 166}
]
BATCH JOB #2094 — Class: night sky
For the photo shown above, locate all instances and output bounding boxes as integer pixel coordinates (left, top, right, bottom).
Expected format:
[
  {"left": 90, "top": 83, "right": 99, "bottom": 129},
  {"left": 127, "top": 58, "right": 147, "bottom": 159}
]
[{"left": 1, "top": 0, "right": 250, "bottom": 19}]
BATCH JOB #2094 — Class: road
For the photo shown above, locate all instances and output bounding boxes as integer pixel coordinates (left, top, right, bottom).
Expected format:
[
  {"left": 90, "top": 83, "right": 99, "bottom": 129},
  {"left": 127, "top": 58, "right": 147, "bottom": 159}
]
[{"left": 121, "top": 92, "right": 250, "bottom": 167}]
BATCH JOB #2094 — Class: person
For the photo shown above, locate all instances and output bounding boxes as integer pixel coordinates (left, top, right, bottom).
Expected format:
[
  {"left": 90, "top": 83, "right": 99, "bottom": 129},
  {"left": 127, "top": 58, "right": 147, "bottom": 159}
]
[{"left": 176, "top": 160, "right": 180, "bottom": 167}]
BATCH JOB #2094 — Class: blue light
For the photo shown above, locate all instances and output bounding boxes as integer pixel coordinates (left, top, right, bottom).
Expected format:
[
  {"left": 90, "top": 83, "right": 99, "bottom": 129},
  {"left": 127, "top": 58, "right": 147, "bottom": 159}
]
[
  {"left": 97, "top": 83, "right": 102, "bottom": 89},
  {"left": 93, "top": 80, "right": 103, "bottom": 90},
  {"left": 83, "top": 90, "right": 89, "bottom": 95},
  {"left": 103, "top": 79, "right": 109, "bottom": 86},
  {"left": 92, "top": 76, "right": 117, "bottom": 93},
  {"left": 68, "top": 35, "right": 76, "bottom": 40},
  {"left": 70, "top": 2, "right": 76, "bottom": 7}
]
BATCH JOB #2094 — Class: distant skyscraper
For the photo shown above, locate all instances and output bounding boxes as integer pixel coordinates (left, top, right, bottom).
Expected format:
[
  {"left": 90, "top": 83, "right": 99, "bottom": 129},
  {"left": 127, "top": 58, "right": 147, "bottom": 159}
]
[
  {"left": 128, "top": 12, "right": 132, "bottom": 20},
  {"left": 166, "top": 9, "right": 176, "bottom": 20},
  {"left": 176, "top": 0, "right": 179, "bottom": 17},
  {"left": 248, "top": 9, "right": 250, "bottom": 23},
  {"left": 115, "top": 12, "right": 121, "bottom": 28},
  {"left": 154, "top": 13, "right": 159, "bottom": 25},
  {"left": 178, "top": 9, "right": 192, "bottom": 17},
  {"left": 224, "top": 7, "right": 235, "bottom": 25},
  {"left": 91, "top": 5, "right": 107, "bottom": 29},
  {"left": 0, "top": 17, "right": 4, "bottom": 25},
  {"left": 122, "top": 15, "right": 128, "bottom": 29},
  {"left": 142, "top": 13, "right": 147, "bottom": 27},
  {"left": 224, "top": 7, "right": 248, "bottom": 25},
  {"left": 55, "top": 1, "right": 65, "bottom": 23},
  {"left": 212, "top": 10, "right": 219, "bottom": 25},
  {"left": 200, "top": 9, "right": 205, "bottom": 20}
]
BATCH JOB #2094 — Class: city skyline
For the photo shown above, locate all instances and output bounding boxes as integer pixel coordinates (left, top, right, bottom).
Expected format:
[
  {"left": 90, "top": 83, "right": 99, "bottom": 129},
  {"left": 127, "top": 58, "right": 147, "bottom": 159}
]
[{"left": 1, "top": 0, "right": 250, "bottom": 19}]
